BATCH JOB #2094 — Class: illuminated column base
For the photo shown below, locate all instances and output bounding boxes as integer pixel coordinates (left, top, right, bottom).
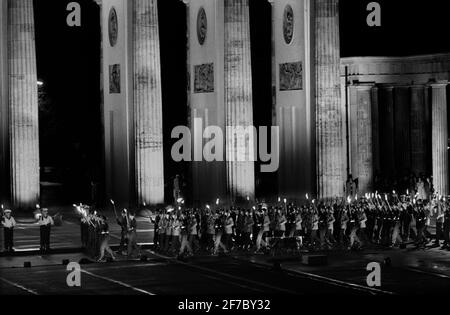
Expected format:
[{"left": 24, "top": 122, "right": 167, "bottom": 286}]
[
  {"left": 133, "top": 0, "right": 165, "bottom": 205},
  {"left": 8, "top": 0, "right": 40, "bottom": 210}
]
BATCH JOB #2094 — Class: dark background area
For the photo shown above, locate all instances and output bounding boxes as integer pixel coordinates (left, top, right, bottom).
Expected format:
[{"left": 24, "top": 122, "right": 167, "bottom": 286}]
[
  {"left": 34, "top": 0, "right": 102, "bottom": 204},
  {"left": 33, "top": 0, "right": 450, "bottom": 205},
  {"left": 340, "top": 0, "right": 450, "bottom": 57}
]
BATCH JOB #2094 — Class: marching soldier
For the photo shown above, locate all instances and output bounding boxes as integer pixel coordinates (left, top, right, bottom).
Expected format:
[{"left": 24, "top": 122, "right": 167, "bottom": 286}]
[
  {"left": 117, "top": 210, "right": 128, "bottom": 254},
  {"left": 171, "top": 214, "right": 181, "bottom": 254},
  {"left": 126, "top": 211, "right": 139, "bottom": 257},
  {"left": 339, "top": 208, "right": 349, "bottom": 246},
  {"left": 442, "top": 207, "right": 450, "bottom": 250},
  {"left": 435, "top": 204, "right": 445, "bottom": 247},
  {"left": 39, "top": 208, "right": 54, "bottom": 253},
  {"left": 179, "top": 213, "right": 193, "bottom": 257},
  {"left": 98, "top": 215, "right": 116, "bottom": 262},
  {"left": 310, "top": 209, "right": 320, "bottom": 249},
  {"left": 2, "top": 209, "right": 16, "bottom": 252}
]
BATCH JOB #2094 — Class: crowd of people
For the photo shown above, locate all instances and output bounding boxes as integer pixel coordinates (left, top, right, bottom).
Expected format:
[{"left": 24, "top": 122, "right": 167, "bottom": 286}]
[
  {"left": 77, "top": 204, "right": 141, "bottom": 261},
  {"left": 72, "top": 187, "right": 450, "bottom": 261},
  {"left": 150, "top": 193, "right": 450, "bottom": 258},
  {"left": 3, "top": 175, "right": 449, "bottom": 262}
]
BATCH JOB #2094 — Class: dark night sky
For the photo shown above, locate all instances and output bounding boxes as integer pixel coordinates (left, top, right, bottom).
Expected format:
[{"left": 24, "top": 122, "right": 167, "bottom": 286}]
[{"left": 32, "top": 0, "right": 450, "bottom": 202}]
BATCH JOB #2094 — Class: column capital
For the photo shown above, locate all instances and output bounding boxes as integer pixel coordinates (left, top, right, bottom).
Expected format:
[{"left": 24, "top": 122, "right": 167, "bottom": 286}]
[
  {"left": 92, "top": 0, "right": 102, "bottom": 7},
  {"left": 429, "top": 80, "right": 448, "bottom": 89},
  {"left": 180, "top": 0, "right": 190, "bottom": 6},
  {"left": 267, "top": 0, "right": 275, "bottom": 5},
  {"left": 352, "top": 83, "right": 375, "bottom": 91}
]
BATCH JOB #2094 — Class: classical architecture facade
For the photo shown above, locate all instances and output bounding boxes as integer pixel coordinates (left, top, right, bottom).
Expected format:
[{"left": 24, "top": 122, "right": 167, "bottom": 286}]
[
  {"left": 342, "top": 54, "right": 450, "bottom": 195},
  {"left": 0, "top": 0, "right": 448, "bottom": 209}
]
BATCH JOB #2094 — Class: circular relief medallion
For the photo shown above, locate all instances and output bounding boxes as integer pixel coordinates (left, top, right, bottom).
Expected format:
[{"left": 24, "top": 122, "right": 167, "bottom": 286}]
[
  {"left": 283, "top": 5, "right": 294, "bottom": 45},
  {"left": 108, "top": 7, "right": 118, "bottom": 47},
  {"left": 197, "top": 7, "right": 207, "bottom": 46}
]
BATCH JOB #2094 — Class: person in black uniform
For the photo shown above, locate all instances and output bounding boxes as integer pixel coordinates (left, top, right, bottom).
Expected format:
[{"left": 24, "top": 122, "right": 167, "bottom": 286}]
[
  {"left": 442, "top": 208, "right": 450, "bottom": 250},
  {"left": 116, "top": 210, "right": 128, "bottom": 254},
  {"left": 2, "top": 209, "right": 16, "bottom": 253},
  {"left": 38, "top": 208, "right": 54, "bottom": 253}
]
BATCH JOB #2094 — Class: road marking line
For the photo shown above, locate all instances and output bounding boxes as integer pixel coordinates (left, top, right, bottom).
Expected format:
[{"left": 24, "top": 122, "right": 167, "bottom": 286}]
[
  {"left": 201, "top": 274, "right": 266, "bottom": 293},
  {"left": 283, "top": 268, "right": 395, "bottom": 295},
  {"left": 403, "top": 266, "right": 450, "bottom": 279},
  {"left": 149, "top": 251, "right": 299, "bottom": 294},
  {"left": 87, "top": 262, "right": 165, "bottom": 271},
  {"left": 233, "top": 257, "right": 396, "bottom": 295},
  {"left": 81, "top": 269, "right": 156, "bottom": 295},
  {"left": 0, "top": 277, "right": 39, "bottom": 295}
]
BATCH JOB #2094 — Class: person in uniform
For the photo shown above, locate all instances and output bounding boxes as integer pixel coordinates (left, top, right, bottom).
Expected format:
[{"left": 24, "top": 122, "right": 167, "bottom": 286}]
[
  {"left": 442, "top": 207, "right": 450, "bottom": 250},
  {"left": 171, "top": 214, "right": 181, "bottom": 254},
  {"left": 255, "top": 208, "right": 269, "bottom": 252},
  {"left": 173, "top": 175, "right": 182, "bottom": 203},
  {"left": 206, "top": 211, "right": 216, "bottom": 252},
  {"left": 310, "top": 209, "right": 320, "bottom": 249},
  {"left": 339, "top": 208, "right": 349, "bottom": 247},
  {"left": 38, "top": 208, "right": 54, "bottom": 253},
  {"left": 242, "top": 210, "right": 255, "bottom": 250},
  {"left": 188, "top": 212, "right": 199, "bottom": 253},
  {"left": 326, "top": 208, "right": 336, "bottom": 246},
  {"left": 117, "top": 210, "right": 128, "bottom": 254},
  {"left": 152, "top": 210, "right": 161, "bottom": 249},
  {"left": 435, "top": 203, "right": 445, "bottom": 247},
  {"left": 126, "top": 211, "right": 139, "bottom": 257},
  {"left": 223, "top": 210, "right": 234, "bottom": 251},
  {"left": 2, "top": 209, "right": 16, "bottom": 252},
  {"left": 179, "top": 212, "right": 193, "bottom": 257},
  {"left": 213, "top": 212, "right": 227, "bottom": 255},
  {"left": 98, "top": 215, "right": 116, "bottom": 261}
]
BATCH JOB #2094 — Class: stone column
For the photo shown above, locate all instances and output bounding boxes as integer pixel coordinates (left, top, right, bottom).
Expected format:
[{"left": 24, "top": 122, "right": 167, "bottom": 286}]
[
  {"left": 133, "top": 0, "right": 165, "bottom": 205},
  {"left": 315, "top": 0, "right": 344, "bottom": 198},
  {"left": 224, "top": 0, "right": 255, "bottom": 202},
  {"left": 431, "top": 82, "right": 449, "bottom": 196},
  {"left": 349, "top": 84, "right": 373, "bottom": 194},
  {"left": 378, "top": 85, "right": 395, "bottom": 178},
  {"left": 371, "top": 86, "right": 380, "bottom": 176},
  {"left": 410, "top": 85, "right": 427, "bottom": 176},
  {"left": 8, "top": 0, "right": 40, "bottom": 209},
  {"left": 0, "top": 0, "right": 9, "bottom": 204}
]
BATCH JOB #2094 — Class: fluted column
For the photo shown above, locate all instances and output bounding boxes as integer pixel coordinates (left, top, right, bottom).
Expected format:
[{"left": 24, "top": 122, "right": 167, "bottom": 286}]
[
  {"left": 8, "top": 0, "right": 40, "bottom": 210},
  {"left": 1, "top": 0, "right": 8, "bottom": 204},
  {"left": 315, "top": 0, "right": 344, "bottom": 198},
  {"left": 371, "top": 86, "right": 380, "bottom": 175},
  {"left": 224, "top": 0, "right": 255, "bottom": 202},
  {"left": 410, "top": 85, "right": 427, "bottom": 176},
  {"left": 431, "top": 82, "right": 448, "bottom": 196},
  {"left": 133, "top": 0, "right": 164, "bottom": 205},
  {"left": 351, "top": 84, "right": 373, "bottom": 194}
]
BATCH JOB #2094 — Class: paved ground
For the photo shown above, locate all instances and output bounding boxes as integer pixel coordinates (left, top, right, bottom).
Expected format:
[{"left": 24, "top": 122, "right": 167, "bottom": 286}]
[{"left": 1, "top": 246, "right": 449, "bottom": 295}]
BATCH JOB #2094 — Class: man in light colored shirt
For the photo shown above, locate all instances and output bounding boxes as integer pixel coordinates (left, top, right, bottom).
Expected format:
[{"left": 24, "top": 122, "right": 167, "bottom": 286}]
[
  {"left": 2, "top": 209, "right": 16, "bottom": 252},
  {"left": 38, "top": 208, "right": 54, "bottom": 253}
]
